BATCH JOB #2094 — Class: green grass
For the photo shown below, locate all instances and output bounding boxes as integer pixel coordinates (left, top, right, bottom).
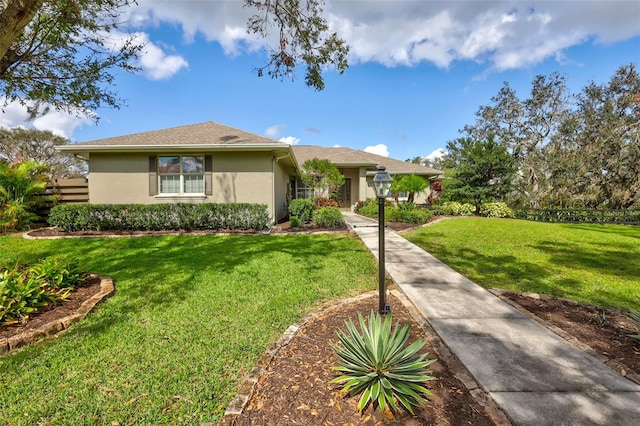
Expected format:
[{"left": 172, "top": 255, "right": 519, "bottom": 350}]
[
  {"left": 405, "top": 217, "right": 640, "bottom": 311},
  {"left": 0, "top": 234, "right": 377, "bottom": 425}
]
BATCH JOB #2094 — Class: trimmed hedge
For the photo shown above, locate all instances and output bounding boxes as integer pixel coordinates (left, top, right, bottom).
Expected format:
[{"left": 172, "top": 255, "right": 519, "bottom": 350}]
[
  {"left": 513, "top": 208, "right": 640, "bottom": 225},
  {"left": 386, "top": 206, "right": 433, "bottom": 224},
  {"left": 48, "top": 203, "right": 271, "bottom": 232},
  {"left": 440, "top": 202, "right": 475, "bottom": 216},
  {"left": 312, "top": 207, "right": 345, "bottom": 227}
]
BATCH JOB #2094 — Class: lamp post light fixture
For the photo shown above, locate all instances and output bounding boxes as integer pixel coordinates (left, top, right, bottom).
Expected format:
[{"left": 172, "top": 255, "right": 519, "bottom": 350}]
[{"left": 371, "top": 165, "right": 393, "bottom": 314}]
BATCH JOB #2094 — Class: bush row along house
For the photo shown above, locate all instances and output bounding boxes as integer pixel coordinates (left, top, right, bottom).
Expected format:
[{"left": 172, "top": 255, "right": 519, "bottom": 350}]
[{"left": 59, "top": 121, "right": 442, "bottom": 223}]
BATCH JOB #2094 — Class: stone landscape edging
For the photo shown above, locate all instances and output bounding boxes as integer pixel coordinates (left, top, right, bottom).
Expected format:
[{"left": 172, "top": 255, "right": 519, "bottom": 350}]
[{"left": 0, "top": 274, "right": 114, "bottom": 355}]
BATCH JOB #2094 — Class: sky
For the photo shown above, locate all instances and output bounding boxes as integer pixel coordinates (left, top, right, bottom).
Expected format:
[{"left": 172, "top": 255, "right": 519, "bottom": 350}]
[{"left": 1, "top": 0, "right": 639, "bottom": 162}]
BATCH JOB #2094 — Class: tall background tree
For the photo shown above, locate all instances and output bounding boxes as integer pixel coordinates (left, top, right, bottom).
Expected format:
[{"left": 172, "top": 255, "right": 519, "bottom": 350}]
[
  {"left": 462, "top": 73, "right": 571, "bottom": 207},
  {"left": 460, "top": 63, "right": 639, "bottom": 210},
  {"left": 0, "top": 0, "right": 348, "bottom": 118},
  {"left": 443, "top": 136, "right": 517, "bottom": 213},
  {"left": 0, "top": 128, "right": 86, "bottom": 179}
]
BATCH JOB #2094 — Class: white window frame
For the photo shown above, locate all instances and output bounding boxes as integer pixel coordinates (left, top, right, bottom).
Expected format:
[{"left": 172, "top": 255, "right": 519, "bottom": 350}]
[{"left": 158, "top": 155, "right": 205, "bottom": 195}]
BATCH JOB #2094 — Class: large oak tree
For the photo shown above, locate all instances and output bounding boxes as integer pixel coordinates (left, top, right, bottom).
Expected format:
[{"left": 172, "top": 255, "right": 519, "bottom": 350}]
[{"left": 0, "top": 0, "right": 348, "bottom": 118}]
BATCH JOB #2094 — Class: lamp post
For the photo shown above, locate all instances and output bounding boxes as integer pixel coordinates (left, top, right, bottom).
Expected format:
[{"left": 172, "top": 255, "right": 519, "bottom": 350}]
[{"left": 371, "top": 165, "right": 393, "bottom": 314}]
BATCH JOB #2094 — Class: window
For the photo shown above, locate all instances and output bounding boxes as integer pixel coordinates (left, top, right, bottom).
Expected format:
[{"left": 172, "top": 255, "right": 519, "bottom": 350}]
[
  {"left": 295, "top": 179, "right": 314, "bottom": 199},
  {"left": 158, "top": 155, "right": 205, "bottom": 194}
]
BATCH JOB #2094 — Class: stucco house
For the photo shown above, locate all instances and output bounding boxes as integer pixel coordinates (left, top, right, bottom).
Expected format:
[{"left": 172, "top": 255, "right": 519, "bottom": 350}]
[{"left": 59, "top": 121, "right": 441, "bottom": 222}]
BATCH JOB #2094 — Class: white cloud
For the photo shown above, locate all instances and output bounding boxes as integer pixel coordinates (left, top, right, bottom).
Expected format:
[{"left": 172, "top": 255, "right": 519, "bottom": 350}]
[
  {"left": 0, "top": 100, "right": 90, "bottom": 139},
  {"left": 279, "top": 136, "right": 300, "bottom": 145},
  {"left": 266, "top": 124, "right": 285, "bottom": 137},
  {"left": 124, "top": 1, "right": 640, "bottom": 73},
  {"left": 364, "top": 144, "right": 389, "bottom": 157},
  {"left": 133, "top": 33, "right": 189, "bottom": 80},
  {"left": 426, "top": 148, "right": 446, "bottom": 161}
]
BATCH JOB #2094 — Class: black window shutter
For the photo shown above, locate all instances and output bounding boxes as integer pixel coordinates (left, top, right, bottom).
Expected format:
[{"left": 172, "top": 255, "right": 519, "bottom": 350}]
[
  {"left": 149, "top": 155, "right": 158, "bottom": 195},
  {"left": 205, "top": 155, "right": 213, "bottom": 195}
]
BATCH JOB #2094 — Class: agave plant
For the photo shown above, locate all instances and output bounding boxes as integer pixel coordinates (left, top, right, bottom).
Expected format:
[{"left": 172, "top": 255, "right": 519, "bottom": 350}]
[
  {"left": 628, "top": 308, "right": 640, "bottom": 340},
  {"left": 331, "top": 311, "right": 437, "bottom": 415}
]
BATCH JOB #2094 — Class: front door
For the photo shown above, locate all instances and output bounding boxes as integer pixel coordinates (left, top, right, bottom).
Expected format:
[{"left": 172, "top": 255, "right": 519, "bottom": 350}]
[{"left": 336, "top": 178, "right": 351, "bottom": 208}]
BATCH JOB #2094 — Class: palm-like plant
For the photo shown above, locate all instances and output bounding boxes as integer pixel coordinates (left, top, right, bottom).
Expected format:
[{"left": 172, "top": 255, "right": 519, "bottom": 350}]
[
  {"left": 0, "top": 160, "right": 53, "bottom": 231},
  {"left": 331, "top": 311, "right": 437, "bottom": 415},
  {"left": 628, "top": 308, "right": 640, "bottom": 340}
]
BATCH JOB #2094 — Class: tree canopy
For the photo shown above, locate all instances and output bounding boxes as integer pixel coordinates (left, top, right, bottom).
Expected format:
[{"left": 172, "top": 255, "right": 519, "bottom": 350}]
[
  {"left": 0, "top": 0, "right": 349, "bottom": 118},
  {"left": 0, "top": 128, "right": 86, "bottom": 179},
  {"left": 391, "top": 174, "right": 429, "bottom": 203},
  {"left": 300, "top": 157, "right": 344, "bottom": 200},
  {"left": 443, "top": 136, "right": 517, "bottom": 212},
  {"left": 461, "top": 63, "right": 640, "bottom": 209}
]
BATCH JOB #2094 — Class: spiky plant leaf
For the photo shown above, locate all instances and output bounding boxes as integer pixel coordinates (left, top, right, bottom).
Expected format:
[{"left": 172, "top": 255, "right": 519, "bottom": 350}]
[
  {"left": 331, "top": 311, "right": 437, "bottom": 416},
  {"left": 628, "top": 308, "right": 640, "bottom": 339}
]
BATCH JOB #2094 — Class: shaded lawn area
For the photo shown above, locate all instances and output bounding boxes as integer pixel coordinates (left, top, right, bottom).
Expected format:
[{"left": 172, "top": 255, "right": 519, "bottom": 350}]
[
  {"left": 0, "top": 234, "right": 377, "bottom": 425},
  {"left": 405, "top": 217, "right": 640, "bottom": 311}
]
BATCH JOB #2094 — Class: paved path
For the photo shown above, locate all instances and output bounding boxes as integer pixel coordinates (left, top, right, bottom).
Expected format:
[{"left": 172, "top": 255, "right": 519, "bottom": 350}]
[{"left": 343, "top": 212, "right": 640, "bottom": 426}]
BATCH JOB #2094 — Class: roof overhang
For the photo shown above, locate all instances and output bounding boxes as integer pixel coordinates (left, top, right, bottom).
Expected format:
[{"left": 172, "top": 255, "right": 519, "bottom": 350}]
[{"left": 57, "top": 143, "right": 292, "bottom": 160}]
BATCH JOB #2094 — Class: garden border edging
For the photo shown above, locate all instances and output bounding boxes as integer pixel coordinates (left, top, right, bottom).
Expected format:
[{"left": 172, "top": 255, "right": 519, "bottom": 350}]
[{"left": 0, "top": 274, "right": 114, "bottom": 355}]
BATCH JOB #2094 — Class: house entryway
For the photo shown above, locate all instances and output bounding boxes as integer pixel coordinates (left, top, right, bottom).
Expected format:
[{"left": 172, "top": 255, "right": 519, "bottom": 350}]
[{"left": 336, "top": 178, "right": 351, "bottom": 209}]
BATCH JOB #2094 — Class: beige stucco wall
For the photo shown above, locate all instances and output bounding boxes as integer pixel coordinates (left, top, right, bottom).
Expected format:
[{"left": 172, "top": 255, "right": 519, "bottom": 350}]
[
  {"left": 88, "top": 151, "right": 286, "bottom": 222},
  {"left": 89, "top": 153, "right": 152, "bottom": 204},
  {"left": 273, "top": 159, "right": 291, "bottom": 221}
]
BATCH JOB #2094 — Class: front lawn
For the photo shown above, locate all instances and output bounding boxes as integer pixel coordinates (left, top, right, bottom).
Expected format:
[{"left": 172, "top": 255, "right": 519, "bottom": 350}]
[
  {"left": 404, "top": 217, "right": 640, "bottom": 311},
  {"left": 0, "top": 234, "right": 377, "bottom": 425}
]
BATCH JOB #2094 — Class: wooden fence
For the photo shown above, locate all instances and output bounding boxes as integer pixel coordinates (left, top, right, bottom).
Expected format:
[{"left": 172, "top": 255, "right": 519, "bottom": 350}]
[
  {"left": 35, "top": 178, "right": 89, "bottom": 221},
  {"left": 513, "top": 208, "right": 640, "bottom": 225}
]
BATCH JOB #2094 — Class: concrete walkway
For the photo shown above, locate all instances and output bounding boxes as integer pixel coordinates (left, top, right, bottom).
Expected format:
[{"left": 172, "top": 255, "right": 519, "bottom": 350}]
[{"left": 343, "top": 212, "right": 640, "bottom": 426}]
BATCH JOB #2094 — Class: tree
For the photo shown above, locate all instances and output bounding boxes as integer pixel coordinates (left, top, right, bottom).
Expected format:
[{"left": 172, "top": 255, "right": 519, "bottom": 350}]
[
  {"left": 300, "top": 158, "right": 344, "bottom": 201},
  {"left": 0, "top": 128, "right": 86, "bottom": 179},
  {"left": 568, "top": 63, "right": 640, "bottom": 208},
  {"left": 443, "top": 136, "right": 517, "bottom": 213},
  {"left": 392, "top": 174, "right": 429, "bottom": 203},
  {"left": 463, "top": 73, "right": 571, "bottom": 207},
  {"left": 0, "top": 159, "right": 53, "bottom": 231},
  {"left": 246, "top": 0, "right": 349, "bottom": 91},
  {"left": 0, "top": 0, "right": 349, "bottom": 118},
  {"left": 0, "top": 0, "right": 141, "bottom": 117}
]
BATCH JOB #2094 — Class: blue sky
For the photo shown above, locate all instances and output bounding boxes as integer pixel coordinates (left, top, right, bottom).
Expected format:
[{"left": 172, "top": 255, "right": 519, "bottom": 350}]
[{"left": 2, "top": 1, "right": 639, "bottom": 162}]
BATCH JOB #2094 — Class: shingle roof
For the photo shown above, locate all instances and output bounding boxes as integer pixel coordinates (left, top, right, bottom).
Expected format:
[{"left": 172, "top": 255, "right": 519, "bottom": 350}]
[
  {"left": 71, "top": 121, "right": 286, "bottom": 147},
  {"left": 292, "top": 146, "right": 442, "bottom": 176}
]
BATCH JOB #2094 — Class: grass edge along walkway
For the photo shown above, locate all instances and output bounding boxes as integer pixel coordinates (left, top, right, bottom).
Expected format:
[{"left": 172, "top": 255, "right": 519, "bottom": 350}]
[{"left": 404, "top": 217, "right": 640, "bottom": 311}]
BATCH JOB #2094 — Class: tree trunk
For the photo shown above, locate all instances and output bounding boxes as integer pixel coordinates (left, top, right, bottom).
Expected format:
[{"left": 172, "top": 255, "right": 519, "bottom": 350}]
[{"left": 0, "top": 0, "right": 45, "bottom": 62}]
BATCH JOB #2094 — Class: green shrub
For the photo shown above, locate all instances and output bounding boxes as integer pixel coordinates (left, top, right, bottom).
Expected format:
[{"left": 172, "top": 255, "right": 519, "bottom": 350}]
[
  {"left": 440, "top": 202, "right": 475, "bottom": 216},
  {"left": 289, "top": 216, "right": 301, "bottom": 227},
  {"left": 386, "top": 206, "right": 433, "bottom": 224},
  {"left": 48, "top": 203, "right": 271, "bottom": 232},
  {"left": 0, "top": 258, "right": 86, "bottom": 325},
  {"left": 331, "top": 311, "right": 437, "bottom": 415},
  {"left": 0, "top": 161, "right": 55, "bottom": 232},
  {"left": 312, "top": 207, "right": 344, "bottom": 227},
  {"left": 288, "top": 198, "right": 314, "bottom": 224},
  {"left": 397, "top": 202, "right": 416, "bottom": 211},
  {"left": 480, "top": 202, "right": 513, "bottom": 218},
  {"left": 358, "top": 203, "right": 379, "bottom": 219}
]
